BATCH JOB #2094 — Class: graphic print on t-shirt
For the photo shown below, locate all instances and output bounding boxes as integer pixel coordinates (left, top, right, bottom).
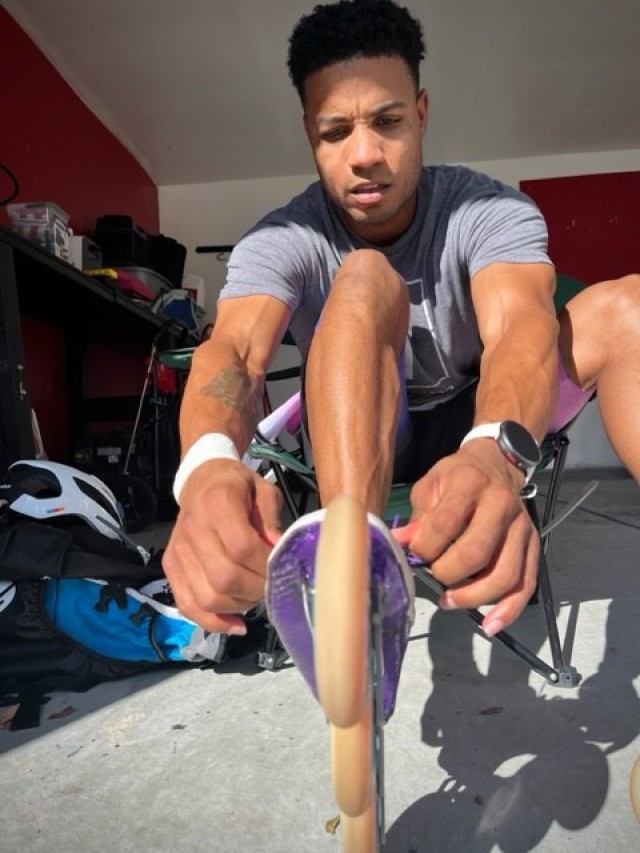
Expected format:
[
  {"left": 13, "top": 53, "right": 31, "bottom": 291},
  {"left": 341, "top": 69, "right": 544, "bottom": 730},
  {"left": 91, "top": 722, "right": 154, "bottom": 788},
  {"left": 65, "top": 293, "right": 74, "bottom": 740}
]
[{"left": 405, "top": 278, "right": 455, "bottom": 408}]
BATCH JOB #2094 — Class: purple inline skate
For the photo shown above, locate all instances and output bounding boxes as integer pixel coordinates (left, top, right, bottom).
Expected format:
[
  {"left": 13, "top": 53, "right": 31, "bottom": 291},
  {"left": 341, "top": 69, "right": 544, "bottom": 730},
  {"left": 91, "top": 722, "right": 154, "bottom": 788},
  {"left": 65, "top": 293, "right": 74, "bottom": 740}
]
[{"left": 266, "top": 495, "right": 415, "bottom": 852}]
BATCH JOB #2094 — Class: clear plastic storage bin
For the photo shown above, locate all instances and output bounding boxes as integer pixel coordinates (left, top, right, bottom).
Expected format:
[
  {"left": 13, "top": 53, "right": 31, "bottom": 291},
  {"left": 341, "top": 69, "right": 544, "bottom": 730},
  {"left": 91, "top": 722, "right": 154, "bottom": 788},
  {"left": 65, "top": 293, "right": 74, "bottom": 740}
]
[{"left": 7, "top": 201, "right": 70, "bottom": 261}]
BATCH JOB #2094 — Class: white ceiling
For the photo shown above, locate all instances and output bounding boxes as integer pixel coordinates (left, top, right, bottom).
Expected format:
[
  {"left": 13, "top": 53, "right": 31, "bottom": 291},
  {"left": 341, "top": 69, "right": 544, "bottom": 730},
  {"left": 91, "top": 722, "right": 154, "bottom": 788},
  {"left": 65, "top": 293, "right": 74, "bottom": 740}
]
[{"left": 5, "top": 0, "right": 640, "bottom": 187}]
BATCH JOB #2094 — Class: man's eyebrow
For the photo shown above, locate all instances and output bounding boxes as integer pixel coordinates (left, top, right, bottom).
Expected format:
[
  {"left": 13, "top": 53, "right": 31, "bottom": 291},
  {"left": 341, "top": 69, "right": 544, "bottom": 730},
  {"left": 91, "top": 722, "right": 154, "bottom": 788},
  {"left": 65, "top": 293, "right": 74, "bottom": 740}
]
[{"left": 315, "top": 99, "right": 408, "bottom": 128}]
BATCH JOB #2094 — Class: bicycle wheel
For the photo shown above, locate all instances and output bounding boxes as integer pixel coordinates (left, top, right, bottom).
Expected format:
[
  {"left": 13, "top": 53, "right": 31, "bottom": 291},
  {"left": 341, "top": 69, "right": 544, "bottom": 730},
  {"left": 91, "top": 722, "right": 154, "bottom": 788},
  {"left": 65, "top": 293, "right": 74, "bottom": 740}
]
[{"left": 107, "top": 473, "right": 157, "bottom": 533}]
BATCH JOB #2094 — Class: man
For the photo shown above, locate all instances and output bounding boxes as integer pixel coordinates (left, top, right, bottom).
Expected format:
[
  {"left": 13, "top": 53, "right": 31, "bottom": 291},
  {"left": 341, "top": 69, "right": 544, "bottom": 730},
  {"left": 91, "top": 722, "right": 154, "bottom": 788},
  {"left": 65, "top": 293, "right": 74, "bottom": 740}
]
[{"left": 162, "top": 0, "right": 640, "bottom": 640}]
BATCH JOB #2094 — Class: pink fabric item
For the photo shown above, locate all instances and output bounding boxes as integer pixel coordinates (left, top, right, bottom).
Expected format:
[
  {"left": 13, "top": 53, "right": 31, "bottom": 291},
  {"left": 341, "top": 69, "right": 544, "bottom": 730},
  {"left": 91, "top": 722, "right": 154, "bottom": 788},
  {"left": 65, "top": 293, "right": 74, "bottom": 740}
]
[
  {"left": 258, "top": 391, "right": 302, "bottom": 441},
  {"left": 548, "top": 355, "right": 594, "bottom": 433}
]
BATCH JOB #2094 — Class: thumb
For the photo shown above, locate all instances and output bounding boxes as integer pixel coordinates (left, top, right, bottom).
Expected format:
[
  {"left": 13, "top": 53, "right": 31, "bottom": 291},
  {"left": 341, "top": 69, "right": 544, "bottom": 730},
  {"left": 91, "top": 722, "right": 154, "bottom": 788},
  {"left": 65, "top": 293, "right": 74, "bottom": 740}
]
[
  {"left": 252, "top": 506, "right": 283, "bottom": 547},
  {"left": 390, "top": 519, "right": 420, "bottom": 547},
  {"left": 262, "top": 525, "right": 283, "bottom": 547}
]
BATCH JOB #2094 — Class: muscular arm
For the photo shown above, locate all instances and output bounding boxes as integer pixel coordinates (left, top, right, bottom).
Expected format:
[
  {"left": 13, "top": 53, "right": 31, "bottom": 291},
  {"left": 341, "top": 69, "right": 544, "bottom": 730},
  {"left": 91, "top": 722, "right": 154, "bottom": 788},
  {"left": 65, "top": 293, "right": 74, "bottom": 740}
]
[
  {"left": 402, "top": 261, "right": 559, "bottom": 633},
  {"left": 162, "top": 294, "right": 291, "bottom": 635},
  {"left": 179, "top": 294, "right": 292, "bottom": 457},
  {"left": 472, "top": 261, "right": 559, "bottom": 440}
]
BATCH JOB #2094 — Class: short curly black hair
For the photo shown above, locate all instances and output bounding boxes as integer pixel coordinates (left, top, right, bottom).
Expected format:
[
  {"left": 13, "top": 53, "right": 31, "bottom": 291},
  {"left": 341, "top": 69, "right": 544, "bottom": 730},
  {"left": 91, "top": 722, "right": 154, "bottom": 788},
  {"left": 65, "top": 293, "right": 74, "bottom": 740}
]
[{"left": 287, "top": 0, "right": 426, "bottom": 103}]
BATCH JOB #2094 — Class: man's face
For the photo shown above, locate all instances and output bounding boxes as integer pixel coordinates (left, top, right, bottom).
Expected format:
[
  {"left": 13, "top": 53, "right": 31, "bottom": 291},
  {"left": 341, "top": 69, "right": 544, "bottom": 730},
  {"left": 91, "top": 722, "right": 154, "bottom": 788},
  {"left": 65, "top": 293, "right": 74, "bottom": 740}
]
[{"left": 303, "top": 55, "right": 428, "bottom": 244}]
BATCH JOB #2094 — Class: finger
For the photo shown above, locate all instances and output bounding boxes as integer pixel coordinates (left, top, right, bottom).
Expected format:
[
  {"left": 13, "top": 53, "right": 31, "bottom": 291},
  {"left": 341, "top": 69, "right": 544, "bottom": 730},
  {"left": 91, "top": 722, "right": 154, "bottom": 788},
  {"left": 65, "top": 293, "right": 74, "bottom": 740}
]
[
  {"left": 390, "top": 520, "right": 420, "bottom": 546},
  {"left": 185, "top": 536, "right": 266, "bottom": 609},
  {"left": 480, "top": 531, "right": 540, "bottom": 636},
  {"left": 439, "top": 517, "right": 539, "bottom": 630},
  {"left": 163, "top": 529, "right": 263, "bottom": 621},
  {"left": 166, "top": 556, "right": 258, "bottom": 630},
  {"left": 263, "top": 528, "right": 282, "bottom": 547},
  {"left": 215, "top": 486, "right": 275, "bottom": 579},
  {"left": 187, "top": 610, "right": 249, "bottom": 637},
  {"left": 252, "top": 477, "right": 284, "bottom": 546},
  {"left": 179, "top": 467, "right": 271, "bottom": 584},
  {"left": 429, "top": 485, "right": 519, "bottom": 586},
  {"left": 409, "top": 475, "right": 483, "bottom": 564},
  {"left": 161, "top": 552, "right": 252, "bottom": 636}
]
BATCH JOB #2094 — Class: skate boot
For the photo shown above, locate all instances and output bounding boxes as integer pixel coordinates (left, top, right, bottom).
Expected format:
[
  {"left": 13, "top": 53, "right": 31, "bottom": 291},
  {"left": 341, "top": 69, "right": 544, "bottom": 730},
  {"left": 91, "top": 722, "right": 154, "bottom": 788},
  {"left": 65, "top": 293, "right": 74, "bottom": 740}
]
[{"left": 266, "top": 495, "right": 415, "bottom": 851}]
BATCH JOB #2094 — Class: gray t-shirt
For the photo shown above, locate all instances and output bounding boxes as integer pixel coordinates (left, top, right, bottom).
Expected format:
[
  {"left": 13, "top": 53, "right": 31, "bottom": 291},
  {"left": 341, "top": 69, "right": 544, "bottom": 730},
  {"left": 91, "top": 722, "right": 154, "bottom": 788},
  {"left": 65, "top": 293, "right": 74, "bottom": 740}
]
[{"left": 220, "top": 165, "right": 552, "bottom": 411}]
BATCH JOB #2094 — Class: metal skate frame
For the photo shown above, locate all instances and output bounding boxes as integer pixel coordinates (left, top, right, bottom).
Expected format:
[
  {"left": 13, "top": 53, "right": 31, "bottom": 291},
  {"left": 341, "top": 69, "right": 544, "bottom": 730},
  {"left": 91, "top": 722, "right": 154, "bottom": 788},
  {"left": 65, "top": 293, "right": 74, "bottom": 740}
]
[{"left": 370, "top": 585, "right": 387, "bottom": 848}]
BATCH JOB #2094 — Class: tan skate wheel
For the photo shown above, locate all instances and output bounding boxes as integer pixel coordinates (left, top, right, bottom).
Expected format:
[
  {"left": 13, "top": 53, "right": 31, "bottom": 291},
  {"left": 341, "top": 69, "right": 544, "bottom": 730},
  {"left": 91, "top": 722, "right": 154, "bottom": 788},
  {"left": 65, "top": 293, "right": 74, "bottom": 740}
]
[
  {"left": 340, "top": 798, "right": 378, "bottom": 853},
  {"left": 330, "top": 698, "right": 373, "bottom": 817},
  {"left": 315, "top": 494, "right": 370, "bottom": 729},
  {"left": 631, "top": 755, "right": 640, "bottom": 820}
]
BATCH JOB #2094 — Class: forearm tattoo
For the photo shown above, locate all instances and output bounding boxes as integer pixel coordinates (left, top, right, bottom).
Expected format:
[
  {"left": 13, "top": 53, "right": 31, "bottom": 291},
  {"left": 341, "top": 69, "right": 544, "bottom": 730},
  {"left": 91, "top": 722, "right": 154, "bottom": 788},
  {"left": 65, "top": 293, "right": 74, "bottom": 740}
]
[{"left": 200, "top": 365, "right": 262, "bottom": 424}]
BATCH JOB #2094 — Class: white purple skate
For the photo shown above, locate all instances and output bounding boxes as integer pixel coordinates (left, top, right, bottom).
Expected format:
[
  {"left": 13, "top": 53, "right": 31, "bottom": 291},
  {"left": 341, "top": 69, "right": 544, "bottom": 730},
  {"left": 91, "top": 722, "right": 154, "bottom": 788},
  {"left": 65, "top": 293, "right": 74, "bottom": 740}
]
[{"left": 266, "top": 496, "right": 415, "bottom": 851}]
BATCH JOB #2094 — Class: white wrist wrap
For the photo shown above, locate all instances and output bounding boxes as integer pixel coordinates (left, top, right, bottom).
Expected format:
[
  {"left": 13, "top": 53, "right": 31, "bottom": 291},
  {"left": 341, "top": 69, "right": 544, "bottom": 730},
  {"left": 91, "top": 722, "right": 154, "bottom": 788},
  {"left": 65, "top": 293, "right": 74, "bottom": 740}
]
[{"left": 173, "top": 433, "right": 240, "bottom": 505}]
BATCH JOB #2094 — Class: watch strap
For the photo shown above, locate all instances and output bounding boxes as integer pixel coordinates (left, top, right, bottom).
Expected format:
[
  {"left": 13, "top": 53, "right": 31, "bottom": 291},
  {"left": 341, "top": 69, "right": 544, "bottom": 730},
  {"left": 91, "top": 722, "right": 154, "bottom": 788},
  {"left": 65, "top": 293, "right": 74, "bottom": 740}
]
[
  {"left": 460, "top": 422, "right": 503, "bottom": 446},
  {"left": 460, "top": 421, "right": 538, "bottom": 484}
]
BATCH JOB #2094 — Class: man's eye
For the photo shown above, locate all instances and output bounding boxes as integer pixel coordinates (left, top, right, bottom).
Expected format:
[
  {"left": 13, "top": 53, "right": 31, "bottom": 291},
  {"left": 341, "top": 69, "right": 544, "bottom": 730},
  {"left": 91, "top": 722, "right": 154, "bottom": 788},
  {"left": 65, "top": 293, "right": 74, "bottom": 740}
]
[
  {"left": 376, "top": 116, "right": 402, "bottom": 129},
  {"left": 320, "top": 128, "right": 349, "bottom": 142}
]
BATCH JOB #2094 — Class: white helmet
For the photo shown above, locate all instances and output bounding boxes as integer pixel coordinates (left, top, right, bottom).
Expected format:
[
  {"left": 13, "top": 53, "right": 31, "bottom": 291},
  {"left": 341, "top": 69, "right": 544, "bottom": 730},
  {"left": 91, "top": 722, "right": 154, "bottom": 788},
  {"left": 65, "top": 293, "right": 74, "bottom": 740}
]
[{"left": 4, "top": 460, "right": 124, "bottom": 541}]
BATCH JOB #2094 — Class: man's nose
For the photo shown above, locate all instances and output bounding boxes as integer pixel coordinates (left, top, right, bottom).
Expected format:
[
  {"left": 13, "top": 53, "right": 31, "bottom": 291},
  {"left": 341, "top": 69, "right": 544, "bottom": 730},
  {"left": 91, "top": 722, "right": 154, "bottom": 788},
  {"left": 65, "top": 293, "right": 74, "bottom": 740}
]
[{"left": 347, "top": 126, "right": 384, "bottom": 169}]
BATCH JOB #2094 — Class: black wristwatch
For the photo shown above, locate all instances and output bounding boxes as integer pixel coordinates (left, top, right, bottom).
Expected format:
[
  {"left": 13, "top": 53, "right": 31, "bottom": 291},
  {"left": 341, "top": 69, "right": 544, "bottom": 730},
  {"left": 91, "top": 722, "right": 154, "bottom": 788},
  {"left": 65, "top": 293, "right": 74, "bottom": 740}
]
[{"left": 460, "top": 420, "right": 541, "bottom": 484}]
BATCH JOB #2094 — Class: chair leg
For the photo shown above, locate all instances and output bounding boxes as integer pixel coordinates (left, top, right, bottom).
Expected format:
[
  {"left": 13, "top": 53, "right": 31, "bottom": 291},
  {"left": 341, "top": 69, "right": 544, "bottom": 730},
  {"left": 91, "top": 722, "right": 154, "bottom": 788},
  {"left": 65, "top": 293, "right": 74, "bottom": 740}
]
[
  {"left": 412, "top": 565, "right": 576, "bottom": 685},
  {"left": 527, "top": 432, "right": 570, "bottom": 605},
  {"left": 269, "top": 461, "right": 303, "bottom": 520},
  {"left": 519, "top": 432, "right": 581, "bottom": 685},
  {"left": 540, "top": 433, "right": 570, "bottom": 549},
  {"left": 527, "top": 497, "right": 581, "bottom": 687},
  {"left": 256, "top": 623, "right": 290, "bottom": 671}
]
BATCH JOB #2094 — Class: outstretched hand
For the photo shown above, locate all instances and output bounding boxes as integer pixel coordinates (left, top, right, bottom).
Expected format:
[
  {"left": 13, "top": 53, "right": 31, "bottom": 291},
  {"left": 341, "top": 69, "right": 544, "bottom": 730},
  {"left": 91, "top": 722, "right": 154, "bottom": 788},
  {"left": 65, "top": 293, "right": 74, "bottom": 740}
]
[
  {"left": 392, "top": 441, "right": 539, "bottom": 635},
  {"left": 162, "top": 459, "right": 283, "bottom": 635}
]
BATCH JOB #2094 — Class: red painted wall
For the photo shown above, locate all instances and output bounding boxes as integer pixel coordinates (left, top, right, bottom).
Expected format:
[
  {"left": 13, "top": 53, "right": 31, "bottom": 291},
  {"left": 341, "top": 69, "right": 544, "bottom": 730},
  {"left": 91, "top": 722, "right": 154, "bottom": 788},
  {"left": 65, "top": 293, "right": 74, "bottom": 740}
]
[
  {"left": 0, "top": 8, "right": 158, "bottom": 237},
  {"left": 1, "top": 8, "right": 159, "bottom": 461},
  {"left": 521, "top": 172, "right": 640, "bottom": 285}
]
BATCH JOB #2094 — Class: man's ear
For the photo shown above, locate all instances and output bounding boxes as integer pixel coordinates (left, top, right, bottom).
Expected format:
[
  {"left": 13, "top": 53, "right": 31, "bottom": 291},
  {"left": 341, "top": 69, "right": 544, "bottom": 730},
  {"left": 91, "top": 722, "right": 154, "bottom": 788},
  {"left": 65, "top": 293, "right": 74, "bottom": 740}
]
[{"left": 417, "top": 88, "right": 429, "bottom": 136}]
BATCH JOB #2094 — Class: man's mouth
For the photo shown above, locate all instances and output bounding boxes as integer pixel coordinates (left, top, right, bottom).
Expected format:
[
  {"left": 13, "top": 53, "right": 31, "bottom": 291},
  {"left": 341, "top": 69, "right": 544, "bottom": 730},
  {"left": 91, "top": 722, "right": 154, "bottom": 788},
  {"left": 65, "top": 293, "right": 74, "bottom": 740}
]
[{"left": 350, "top": 183, "right": 389, "bottom": 203}]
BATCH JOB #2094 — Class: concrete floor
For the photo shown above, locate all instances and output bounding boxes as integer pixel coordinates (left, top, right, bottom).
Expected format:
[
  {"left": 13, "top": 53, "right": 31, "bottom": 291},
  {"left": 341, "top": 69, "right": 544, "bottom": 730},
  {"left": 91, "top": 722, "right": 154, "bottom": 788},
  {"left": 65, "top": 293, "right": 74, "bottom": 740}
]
[{"left": 0, "top": 469, "right": 638, "bottom": 852}]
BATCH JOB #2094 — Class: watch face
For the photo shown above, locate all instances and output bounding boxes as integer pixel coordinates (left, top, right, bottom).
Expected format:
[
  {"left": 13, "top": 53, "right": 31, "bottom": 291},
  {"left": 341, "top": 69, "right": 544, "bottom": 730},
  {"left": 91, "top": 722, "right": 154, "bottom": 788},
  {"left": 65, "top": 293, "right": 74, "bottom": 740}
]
[{"left": 500, "top": 421, "right": 541, "bottom": 467}]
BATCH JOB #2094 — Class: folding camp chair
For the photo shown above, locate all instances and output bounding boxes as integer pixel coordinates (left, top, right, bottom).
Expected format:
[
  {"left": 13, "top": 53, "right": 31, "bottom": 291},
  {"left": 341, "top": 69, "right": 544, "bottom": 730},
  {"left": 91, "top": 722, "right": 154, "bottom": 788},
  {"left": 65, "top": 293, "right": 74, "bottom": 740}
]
[
  {"left": 250, "top": 273, "right": 595, "bottom": 684},
  {"left": 159, "top": 317, "right": 591, "bottom": 688},
  {"left": 249, "top": 398, "right": 592, "bottom": 688}
]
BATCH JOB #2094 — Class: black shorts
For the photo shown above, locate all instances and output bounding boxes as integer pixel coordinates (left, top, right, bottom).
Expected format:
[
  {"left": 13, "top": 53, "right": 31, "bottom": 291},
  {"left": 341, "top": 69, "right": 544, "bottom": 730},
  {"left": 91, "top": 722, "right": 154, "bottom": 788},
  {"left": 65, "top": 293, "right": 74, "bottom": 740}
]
[
  {"left": 393, "top": 383, "right": 477, "bottom": 484},
  {"left": 300, "top": 380, "right": 476, "bottom": 485}
]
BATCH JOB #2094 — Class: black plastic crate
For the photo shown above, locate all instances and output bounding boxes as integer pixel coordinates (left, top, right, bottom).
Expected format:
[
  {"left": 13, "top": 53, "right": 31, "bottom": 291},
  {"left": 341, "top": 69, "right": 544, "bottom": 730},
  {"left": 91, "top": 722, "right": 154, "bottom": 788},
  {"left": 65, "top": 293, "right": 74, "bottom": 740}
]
[
  {"left": 149, "top": 234, "right": 186, "bottom": 288},
  {"left": 95, "top": 215, "right": 150, "bottom": 268}
]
